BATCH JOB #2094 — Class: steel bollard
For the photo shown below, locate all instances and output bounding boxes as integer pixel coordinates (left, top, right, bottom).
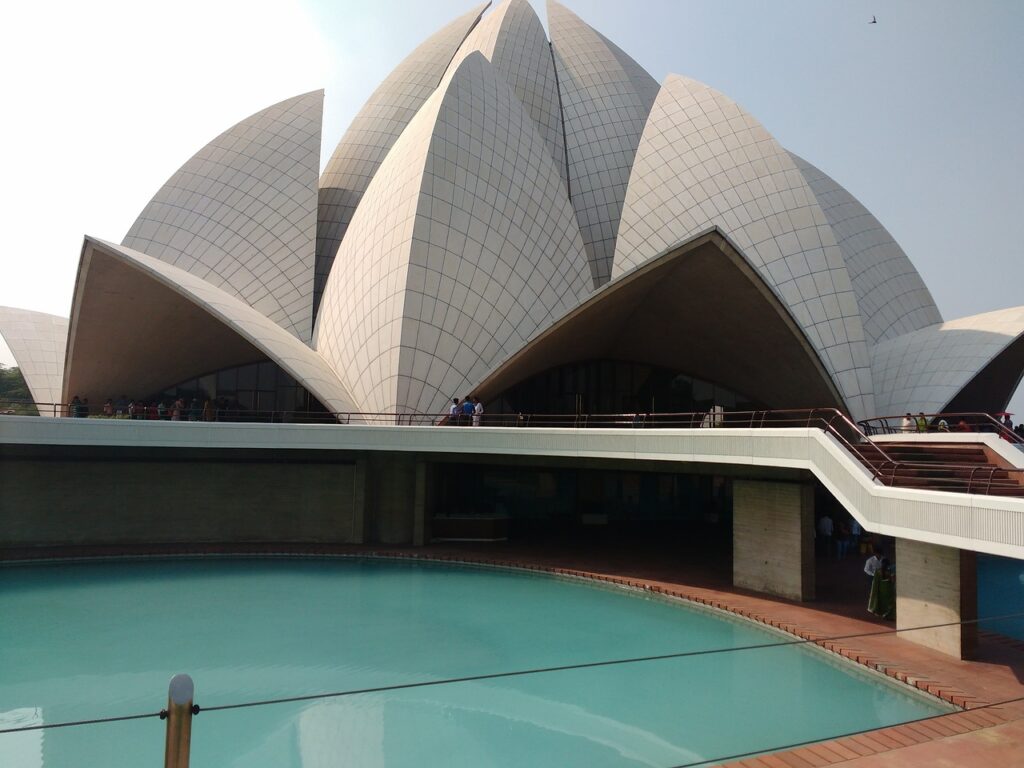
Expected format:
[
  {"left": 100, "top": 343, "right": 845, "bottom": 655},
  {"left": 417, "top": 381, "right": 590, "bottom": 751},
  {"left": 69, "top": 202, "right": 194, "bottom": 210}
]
[{"left": 163, "top": 674, "right": 195, "bottom": 768}]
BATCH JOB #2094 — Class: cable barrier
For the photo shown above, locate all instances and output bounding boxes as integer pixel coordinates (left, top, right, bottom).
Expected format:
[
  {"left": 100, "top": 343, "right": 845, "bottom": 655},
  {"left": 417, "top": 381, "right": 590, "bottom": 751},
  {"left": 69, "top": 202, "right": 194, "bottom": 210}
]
[{"left": 3, "top": 611, "right": 1024, "bottom": 766}]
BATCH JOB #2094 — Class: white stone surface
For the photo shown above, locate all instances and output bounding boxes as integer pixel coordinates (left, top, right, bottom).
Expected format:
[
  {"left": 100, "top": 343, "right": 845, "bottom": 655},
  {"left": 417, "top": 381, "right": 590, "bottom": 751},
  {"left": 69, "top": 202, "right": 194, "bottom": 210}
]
[
  {"left": 85, "top": 238, "right": 358, "bottom": 414},
  {"left": 870, "top": 306, "right": 1024, "bottom": 416},
  {"left": 123, "top": 91, "right": 323, "bottom": 342},
  {"left": 315, "top": 4, "right": 489, "bottom": 314},
  {"left": 613, "top": 74, "right": 876, "bottom": 421},
  {"left": 446, "top": 0, "right": 567, "bottom": 184},
  {"left": 315, "top": 53, "right": 592, "bottom": 417},
  {"left": 0, "top": 306, "right": 68, "bottom": 413},
  {"left": 792, "top": 154, "right": 943, "bottom": 344},
  {"left": 547, "top": 0, "right": 660, "bottom": 287}
]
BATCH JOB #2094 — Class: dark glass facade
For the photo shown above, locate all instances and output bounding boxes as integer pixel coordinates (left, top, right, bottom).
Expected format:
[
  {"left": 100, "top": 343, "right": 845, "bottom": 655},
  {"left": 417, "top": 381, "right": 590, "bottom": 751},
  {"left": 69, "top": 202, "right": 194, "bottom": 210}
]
[
  {"left": 488, "top": 359, "right": 762, "bottom": 415},
  {"left": 151, "top": 359, "right": 327, "bottom": 416}
]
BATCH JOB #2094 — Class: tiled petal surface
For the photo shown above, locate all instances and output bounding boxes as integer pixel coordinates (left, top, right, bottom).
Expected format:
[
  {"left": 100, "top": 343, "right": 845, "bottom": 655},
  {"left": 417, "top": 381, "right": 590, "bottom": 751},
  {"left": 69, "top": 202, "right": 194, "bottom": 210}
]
[
  {"left": 316, "top": 53, "right": 591, "bottom": 417},
  {"left": 871, "top": 307, "right": 1024, "bottom": 416},
  {"left": 123, "top": 91, "right": 323, "bottom": 342},
  {"left": 792, "top": 153, "right": 942, "bottom": 345},
  {"left": 314, "top": 4, "right": 489, "bottom": 317},
  {"left": 548, "top": 0, "right": 660, "bottom": 287},
  {"left": 0, "top": 306, "right": 68, "bottom": 412},
  {"left": 614, "top": 74, "right": 875, "bottom": 420}
]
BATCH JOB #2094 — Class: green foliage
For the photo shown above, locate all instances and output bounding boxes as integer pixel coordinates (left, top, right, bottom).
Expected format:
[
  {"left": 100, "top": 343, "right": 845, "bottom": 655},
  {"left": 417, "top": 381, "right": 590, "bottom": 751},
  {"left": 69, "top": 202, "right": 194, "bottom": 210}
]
[{"left": 0, "top": 364, "right": 39, "bottom": 416}]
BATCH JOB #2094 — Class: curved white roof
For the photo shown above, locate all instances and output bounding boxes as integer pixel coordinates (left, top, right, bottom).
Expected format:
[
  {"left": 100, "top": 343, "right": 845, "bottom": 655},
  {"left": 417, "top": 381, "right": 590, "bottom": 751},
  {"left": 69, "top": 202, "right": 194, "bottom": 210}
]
[
  {"left": 613, "top": 74, "right": 876, "bottom": 420},
  {"left": 871, "top": 307, "right": 1024, "bottom": 416},
  {"left": 314, "top": 4, "right": 489, "bottom": 315},
  {"left": 446, "top": 0, "right": 567, "bottom": 184},
  {"left": 122, "top": 91, "right": 323, "bottom": 342},
  {"left": 77, "top": 238, "right": 358, "bottom": 414},
  {"left": 0, "top": 306, "right": 68, "bottom": 413},
  {"left": 791, "top": 153, "right": 943, "bottom": 345},
  {"left": 316, "top": 52, "right": 591, "bottom": 416},
  {"left": 547, "top": 0, "right": 660, "bottom": 287}
]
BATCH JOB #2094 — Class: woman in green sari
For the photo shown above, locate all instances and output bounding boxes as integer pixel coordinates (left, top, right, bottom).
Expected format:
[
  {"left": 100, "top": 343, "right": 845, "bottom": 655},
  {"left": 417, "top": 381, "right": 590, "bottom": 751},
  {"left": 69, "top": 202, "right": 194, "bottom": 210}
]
[{"left": 868, "top": 558, "right": 896, "bottom": 620}]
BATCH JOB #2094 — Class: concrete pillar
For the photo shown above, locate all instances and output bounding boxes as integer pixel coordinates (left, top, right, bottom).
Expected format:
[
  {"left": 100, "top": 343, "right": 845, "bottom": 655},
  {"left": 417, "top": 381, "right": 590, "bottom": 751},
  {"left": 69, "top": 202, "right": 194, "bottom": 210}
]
[
  {"left": 364, "top": 453, "right": 428, "bottom": 546},
  {"left": 352, "top": 457, "right": 367, "bottom": 544},
  {"left": 895, "top": 539, "right": 977, "bottom": 659},
  {"left": 733, "top": 479, "right": 815, "bottom": 601}
]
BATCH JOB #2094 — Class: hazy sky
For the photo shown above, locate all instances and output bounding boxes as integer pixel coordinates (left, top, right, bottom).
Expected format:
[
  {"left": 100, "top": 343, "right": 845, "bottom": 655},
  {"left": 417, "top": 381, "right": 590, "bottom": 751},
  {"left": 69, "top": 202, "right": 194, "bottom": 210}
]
[{"left": 1, "top": 0, "right": 1021, "bottom": 415}]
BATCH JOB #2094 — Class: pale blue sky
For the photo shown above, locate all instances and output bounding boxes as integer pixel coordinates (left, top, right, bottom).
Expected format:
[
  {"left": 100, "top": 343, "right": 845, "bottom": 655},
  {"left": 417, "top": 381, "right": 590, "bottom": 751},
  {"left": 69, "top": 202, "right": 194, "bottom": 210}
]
[{"left": 1, "top": 0, "right": 1021, "bottom": 415}]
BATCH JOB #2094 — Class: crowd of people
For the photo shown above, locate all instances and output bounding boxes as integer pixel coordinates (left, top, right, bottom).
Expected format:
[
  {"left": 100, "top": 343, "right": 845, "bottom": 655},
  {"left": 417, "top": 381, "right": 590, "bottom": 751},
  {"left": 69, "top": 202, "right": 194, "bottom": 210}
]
[
  {"left": 67, "top": 395, "right": 244, "bottom": 421},
  {"left": 446, "top": 396, "right": 484, "bottom": 426},
  {"left": 898, "top": 411, "right": 1022, "bottom": 438}
]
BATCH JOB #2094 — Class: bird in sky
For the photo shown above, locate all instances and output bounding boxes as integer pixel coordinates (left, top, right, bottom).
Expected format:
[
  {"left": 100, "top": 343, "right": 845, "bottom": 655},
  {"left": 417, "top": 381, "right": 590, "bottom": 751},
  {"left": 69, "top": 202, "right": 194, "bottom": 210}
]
[{"left": 869, "top": 15, "right": 877, "bottom": 24}]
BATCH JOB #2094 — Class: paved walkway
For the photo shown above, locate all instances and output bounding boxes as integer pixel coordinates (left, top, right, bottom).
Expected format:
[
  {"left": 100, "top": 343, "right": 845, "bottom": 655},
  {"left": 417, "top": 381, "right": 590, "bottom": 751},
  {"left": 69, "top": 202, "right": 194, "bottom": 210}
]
[{"left": 8, "top": 538, "right": 1024, "bottom": 766}]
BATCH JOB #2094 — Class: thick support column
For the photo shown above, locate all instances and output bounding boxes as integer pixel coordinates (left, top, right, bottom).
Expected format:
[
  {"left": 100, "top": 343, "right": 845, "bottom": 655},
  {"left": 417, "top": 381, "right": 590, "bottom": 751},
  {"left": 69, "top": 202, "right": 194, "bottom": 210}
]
[
  {"left": 351, "top": 457, "right": 367, "bottom": 544},
  {"left": 733, "top": 479, "right": 815, "bottom": 601},
  {"left": 364, "top": 453, "right": 427, "bottom": 546},
  {"left": 896, "top": 539, "right": 977, "bottom": 659}
]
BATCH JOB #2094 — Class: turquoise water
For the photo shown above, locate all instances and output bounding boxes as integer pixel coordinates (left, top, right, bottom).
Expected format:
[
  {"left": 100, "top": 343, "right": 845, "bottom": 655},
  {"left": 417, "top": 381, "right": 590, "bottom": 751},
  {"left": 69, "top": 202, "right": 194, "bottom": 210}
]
[{"left": 0, "top": 558, "right": 948, "bottom": 767}]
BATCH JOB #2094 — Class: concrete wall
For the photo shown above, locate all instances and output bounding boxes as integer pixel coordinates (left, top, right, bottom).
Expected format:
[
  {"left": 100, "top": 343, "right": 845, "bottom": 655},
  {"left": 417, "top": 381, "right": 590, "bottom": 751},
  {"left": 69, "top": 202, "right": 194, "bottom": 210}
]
[
  {"left": 896, "top": 538, "right": 978, "bottom": 659},
  {"left": 1, "top": 458, "right": 360, "bottom": 548},
  {"left": 733, "top": 479, "right": 815, "bottom": 601},
  {"left": 363, "top": 453, "right": 425, "bottom": 545}
]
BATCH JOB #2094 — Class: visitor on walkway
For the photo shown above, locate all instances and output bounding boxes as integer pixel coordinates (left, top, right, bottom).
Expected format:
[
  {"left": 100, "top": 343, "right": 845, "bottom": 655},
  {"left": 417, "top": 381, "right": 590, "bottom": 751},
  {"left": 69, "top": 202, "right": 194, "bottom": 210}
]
[
  {"left": 864, "top": 549, "right": 884, "bottom": 579},
  {"left": 448, "top": 398, "right": 459, "bottom": 424},
  {"left": 915, "top": 412, "right": 928, "bottom": 433},
  {"left": 867, "top": 558, "right": 896, "bottom": 620},
  {"left": 461, "top": 395, "right": 474, "bottom": 425},
  {"left": 901, "top": 413, "right": 914, "bottom": 433},
  {"left": 472, "top": 396, "right": 483, "bottom": 427}
]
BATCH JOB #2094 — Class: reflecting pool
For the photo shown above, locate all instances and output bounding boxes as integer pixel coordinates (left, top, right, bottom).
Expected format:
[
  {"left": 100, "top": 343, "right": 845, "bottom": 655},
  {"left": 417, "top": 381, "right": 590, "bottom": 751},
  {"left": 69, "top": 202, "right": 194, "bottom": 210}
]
[{"left": 0, "top": 558, "right": 950, "bottom": 767}]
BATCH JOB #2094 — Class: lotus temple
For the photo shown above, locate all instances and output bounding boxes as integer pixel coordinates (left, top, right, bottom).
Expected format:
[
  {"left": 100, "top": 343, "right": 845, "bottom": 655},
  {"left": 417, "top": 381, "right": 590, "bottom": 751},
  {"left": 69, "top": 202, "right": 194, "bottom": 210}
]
[
  {"left": 3, "top": 3, "right": 1024, "bottom": 766},
  {"left": 0, "top": 0, "right": 1020, "bottom": 421}
]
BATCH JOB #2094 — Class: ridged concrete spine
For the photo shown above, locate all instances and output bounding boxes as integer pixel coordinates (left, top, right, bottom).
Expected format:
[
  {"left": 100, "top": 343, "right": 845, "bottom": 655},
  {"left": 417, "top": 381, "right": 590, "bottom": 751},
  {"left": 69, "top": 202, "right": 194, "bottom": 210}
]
[
  {"left": 870, "top": 307, "right": 1024, "bottom": 416},
  {"left": 547, "top": 0, "right": 660, "bottom": 287},
  {"left": 316, "top": 53, "right": 592, "bottom": 416},
  {"left": 314, "top": 4, "right": 489, "bottom": 316},
  {"left": 83, "top": 238, "right": 358, "bottom": 414},
  {"left": 446, "top": 0, "right": 567, "bottom": 184},
  {"left": 123, "top": 91, "right": 323, "bottom": 341},
  {"left": 792, "top": 154, "right": 943, "bottom": 344},
  {"left": 0, "top": 306, "right": 68, "bottom": 412},
  {"left": 614, "top": 74, "right": 876, "bottom": 421}
]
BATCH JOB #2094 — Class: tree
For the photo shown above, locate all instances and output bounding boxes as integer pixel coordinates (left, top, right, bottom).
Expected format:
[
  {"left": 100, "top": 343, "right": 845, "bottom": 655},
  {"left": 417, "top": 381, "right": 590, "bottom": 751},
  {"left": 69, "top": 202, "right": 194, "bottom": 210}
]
[{"left": 0, "top": 364, "right": 39, "bottom": 415}]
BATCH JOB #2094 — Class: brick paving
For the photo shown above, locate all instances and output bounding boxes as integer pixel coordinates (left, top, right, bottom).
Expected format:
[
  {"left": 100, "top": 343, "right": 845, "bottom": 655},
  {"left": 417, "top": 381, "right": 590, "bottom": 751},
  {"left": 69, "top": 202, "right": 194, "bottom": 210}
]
[{"left": 5, "top": 537, "right": 1024, "bottom": 766}]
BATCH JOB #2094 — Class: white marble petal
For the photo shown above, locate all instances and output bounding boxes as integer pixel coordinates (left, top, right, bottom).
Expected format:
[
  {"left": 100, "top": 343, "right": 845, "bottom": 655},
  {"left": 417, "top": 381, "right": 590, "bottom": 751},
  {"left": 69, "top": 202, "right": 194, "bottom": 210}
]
[
  {"left": 792, "top": 153, "right": 943, "bottom": 345},
  {"left": 0, "top": 306, "right": 68, "bottom": 413},
  {"left": 871, "top": 307, "right": 1024, "bottom": 416},
  {"left": 314, "top": 4, "right": 490, "bottom": 315},
  {"left": 315, "top": 52, "right": 592, "bottom": 417},
  {"left": 547, "top": 0, "right": 660, "bottom": 287},
  {"left": 613, "top": 74, "right": 876, "bottom": 421},
  {"left": 83, "top": 237, "right": 358, "bottom": 414},
  {"left": 446, "top": 0, "right": 567, "bottom": 184},
  {"left": 123, "top": 91, "right": 323, "bottom": 341}
]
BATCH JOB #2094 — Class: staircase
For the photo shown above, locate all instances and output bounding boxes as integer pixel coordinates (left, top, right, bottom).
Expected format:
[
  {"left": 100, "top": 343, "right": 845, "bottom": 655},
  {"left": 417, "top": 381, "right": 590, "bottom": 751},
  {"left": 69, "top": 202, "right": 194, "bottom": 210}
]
[{"left": 849, "top": 441, "right": 1024, "bottom": 497}]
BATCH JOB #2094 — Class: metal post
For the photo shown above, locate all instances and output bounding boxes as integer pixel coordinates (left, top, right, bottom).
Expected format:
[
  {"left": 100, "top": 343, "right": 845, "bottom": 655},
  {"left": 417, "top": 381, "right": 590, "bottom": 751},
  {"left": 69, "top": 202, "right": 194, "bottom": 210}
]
[{"left": 164, "top": 674, "right": 195, "bottom": 768}]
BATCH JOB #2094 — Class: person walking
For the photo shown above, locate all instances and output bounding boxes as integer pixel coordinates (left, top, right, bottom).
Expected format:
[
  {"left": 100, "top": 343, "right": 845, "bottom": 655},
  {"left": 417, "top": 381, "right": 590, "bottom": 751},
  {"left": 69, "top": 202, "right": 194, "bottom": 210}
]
[{"left": 472, "top": 396, "right": 484, "bottom": 427}]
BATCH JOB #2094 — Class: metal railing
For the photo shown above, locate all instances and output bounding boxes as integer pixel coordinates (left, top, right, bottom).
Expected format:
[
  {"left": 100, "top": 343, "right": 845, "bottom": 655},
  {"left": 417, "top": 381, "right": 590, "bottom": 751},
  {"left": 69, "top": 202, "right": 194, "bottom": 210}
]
[
  {"left": 858, "top": 411, "right": 1023, "bottom": 444},
  {"left": 5, "top": 401, "right": 1023, "bottom": 496}
]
